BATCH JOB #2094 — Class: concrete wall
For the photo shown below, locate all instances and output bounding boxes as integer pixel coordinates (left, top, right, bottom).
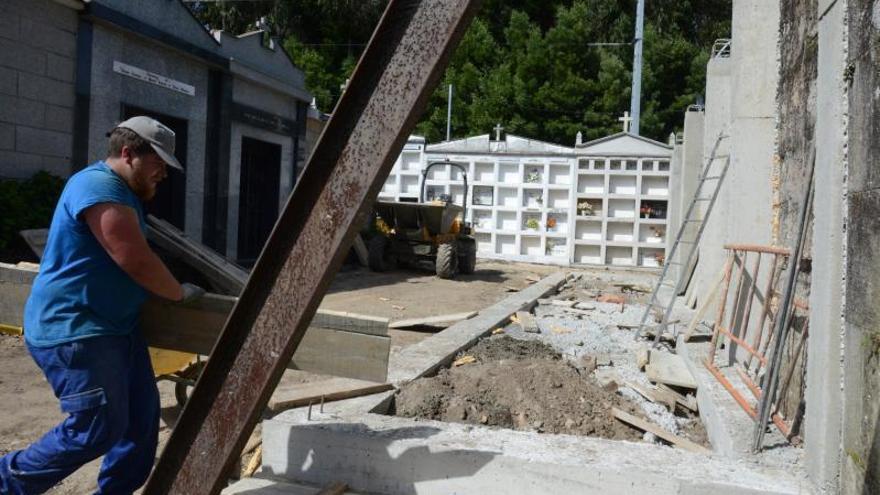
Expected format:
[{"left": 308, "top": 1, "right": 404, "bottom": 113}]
[
  {"left": 803, "top": 0, "right": 847, "bottom": 489},
  {"left": 669, "top": 108, "right": 705, "bottom": 288},
  {"left": 88, "top": 24, "right": 210, "bottom": 240},
  {"left": 0, "top": 0, "right": 77, "bottom": 179},
  {"left": 838, "top": 0, "right": 880, "bottom": 492},
  {"left": 693, "top": 55, "right": 732, "bottom": 306},
  {"left": 726, "top": 0, "right": 779, "bottom": 248}
]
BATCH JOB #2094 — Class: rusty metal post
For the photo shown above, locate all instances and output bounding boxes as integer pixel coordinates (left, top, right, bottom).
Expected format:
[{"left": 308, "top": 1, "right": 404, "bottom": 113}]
[{"left": 143, "top": 1, "right": 483, "bottom": 493}]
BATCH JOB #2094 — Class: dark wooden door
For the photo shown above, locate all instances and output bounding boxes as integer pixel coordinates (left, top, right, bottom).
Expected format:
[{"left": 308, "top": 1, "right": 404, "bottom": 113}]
[
  {"left": 237, "top": 136, "right": 281, "bottom": 266},
  {"left": 121, "top": 105, "right": 187, "bottom": 230}
]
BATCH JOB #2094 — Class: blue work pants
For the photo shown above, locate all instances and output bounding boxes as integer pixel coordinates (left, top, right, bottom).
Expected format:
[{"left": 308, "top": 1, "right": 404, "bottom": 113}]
[{"left": 0, "top": 332, "right": 160, "bottom": 494}]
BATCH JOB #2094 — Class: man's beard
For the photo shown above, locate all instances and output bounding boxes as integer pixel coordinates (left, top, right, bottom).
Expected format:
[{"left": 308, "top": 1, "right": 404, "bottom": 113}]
[{"left": 130, "top": 175, "right": 157, "bottom": 201}]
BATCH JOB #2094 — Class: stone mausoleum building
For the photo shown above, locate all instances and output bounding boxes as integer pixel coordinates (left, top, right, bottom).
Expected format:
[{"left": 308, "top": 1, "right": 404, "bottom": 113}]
[
  {"left": 382, "top": 124, "right": 682, "bottom": 268},
  {"left": 0, "top": 0, "right": 320, "bottom": 265}
]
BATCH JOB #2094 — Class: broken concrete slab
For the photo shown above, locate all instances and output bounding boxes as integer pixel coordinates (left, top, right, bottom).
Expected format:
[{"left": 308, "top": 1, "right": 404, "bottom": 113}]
[{"left": 646, "top": 352, "right": 698, "bottom": 389}]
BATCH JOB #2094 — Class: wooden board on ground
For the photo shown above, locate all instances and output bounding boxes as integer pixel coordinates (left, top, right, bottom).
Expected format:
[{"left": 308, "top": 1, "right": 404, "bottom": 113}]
[
  {"left": 267, "top": 372, "right": 392, "bottom": 413},
  {"left": 288, "top": 326, "right": 390, "bottom": 383},
  {"left": 656, "top": 383, "right": 699, "bottom": 412},
  {"left": 645, "top": 352, "right": 698, "bottom": 390},
  {"left": 388, "top": 311, "right": 477, "bottom": 329},
  {"left": 612, "top": 408, "right": 710, "bottom": 454},
  {"left": 625, "top": 381, "right": 676, "bottom": 411}
]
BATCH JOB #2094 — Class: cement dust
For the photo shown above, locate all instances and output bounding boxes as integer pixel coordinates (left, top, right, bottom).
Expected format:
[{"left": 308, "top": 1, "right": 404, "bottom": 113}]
[{"left": 395, "top": 336, "right": 644, "bottom": 440}]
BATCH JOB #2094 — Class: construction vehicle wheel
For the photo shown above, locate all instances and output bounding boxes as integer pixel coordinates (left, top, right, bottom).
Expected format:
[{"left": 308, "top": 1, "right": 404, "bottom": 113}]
[
  {"left": 436, "top": 242, "right": 458, "bottom": 278},
  {"left": 368, "top": 235, "right": 392, "bottom": 272},
  {"left": 458, "top": 238, "right": 477, "bottom": 274}
]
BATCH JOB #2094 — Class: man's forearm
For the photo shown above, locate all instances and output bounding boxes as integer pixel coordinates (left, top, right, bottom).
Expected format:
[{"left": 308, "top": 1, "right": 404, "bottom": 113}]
[{"left": 123, "top": 250, "right": 184, "bottom": 301}]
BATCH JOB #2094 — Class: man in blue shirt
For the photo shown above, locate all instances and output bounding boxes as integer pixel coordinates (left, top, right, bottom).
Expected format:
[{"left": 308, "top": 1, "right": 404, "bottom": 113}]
[{"left": 0, "top": 116, "right": 203, "bottom": 494}]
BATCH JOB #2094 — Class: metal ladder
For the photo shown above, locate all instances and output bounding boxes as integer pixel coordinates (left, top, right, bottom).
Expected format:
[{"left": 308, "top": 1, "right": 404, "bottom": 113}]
[{"left": 638, "top": 133, "right": 731, "bottom": 345}]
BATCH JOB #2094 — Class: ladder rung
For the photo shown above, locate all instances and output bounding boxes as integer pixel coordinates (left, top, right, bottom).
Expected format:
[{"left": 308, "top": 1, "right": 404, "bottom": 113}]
[
  {"left": 701, "top": 175, "right": 722, "bottom": 180},
  {"left": 685, "top": 219, "right": 701, "bottom": 223},
  {"left": 695, "top": 197, "right": 712, "bottom": 201},
  {"left": 679, "top": 240, "right": 696, "bottom": 244}
]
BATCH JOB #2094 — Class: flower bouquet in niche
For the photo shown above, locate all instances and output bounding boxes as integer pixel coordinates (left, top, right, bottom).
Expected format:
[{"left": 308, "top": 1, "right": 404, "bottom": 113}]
[
  {"left": 525, "top": 217, "right": 540, "bottom": 231},
  {"left": 577, "top": 200, "right": 594, "bottom": 217}
]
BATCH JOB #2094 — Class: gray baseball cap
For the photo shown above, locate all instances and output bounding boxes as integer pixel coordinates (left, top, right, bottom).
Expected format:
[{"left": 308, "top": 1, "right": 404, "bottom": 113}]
[{"left": 113, "top": 116, "right": 184, "bottom": 171}]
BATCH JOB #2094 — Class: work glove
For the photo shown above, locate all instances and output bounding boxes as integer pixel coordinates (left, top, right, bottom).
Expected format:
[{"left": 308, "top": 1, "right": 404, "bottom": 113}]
[{"left": 179, "top": 282, "right": 206, "bottom": 304}]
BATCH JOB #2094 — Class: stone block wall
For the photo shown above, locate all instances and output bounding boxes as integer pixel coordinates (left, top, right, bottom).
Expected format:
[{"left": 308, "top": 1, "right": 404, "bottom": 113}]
[{"left": 0, "top": 0, "right": 77, "bottom": 179}]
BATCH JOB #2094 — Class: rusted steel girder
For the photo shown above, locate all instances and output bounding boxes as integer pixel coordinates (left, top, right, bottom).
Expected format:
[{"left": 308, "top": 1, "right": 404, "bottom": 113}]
[{"left": 142, "top": 1, "right": 482, "bottom": 493}]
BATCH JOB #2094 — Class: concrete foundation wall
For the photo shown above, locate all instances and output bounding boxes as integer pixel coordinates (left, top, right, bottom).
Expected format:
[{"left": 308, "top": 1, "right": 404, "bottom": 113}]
[{"left": 0, "top": 0, "right": 77, "bottom": 179}]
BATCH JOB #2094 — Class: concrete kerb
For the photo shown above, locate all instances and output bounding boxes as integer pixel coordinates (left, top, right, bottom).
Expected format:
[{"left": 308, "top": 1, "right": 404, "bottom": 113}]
[{"left": 262, "top": 409, "right": 809, "bottom": 495}]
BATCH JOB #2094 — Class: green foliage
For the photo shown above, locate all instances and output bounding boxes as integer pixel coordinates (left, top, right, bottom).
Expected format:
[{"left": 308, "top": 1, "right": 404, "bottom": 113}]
[
  {"left": 188, "top": 0, "right": 730, "bottom": 144},
  {"left": 0, "top": 172, "right": 65, "bottom": 250}
]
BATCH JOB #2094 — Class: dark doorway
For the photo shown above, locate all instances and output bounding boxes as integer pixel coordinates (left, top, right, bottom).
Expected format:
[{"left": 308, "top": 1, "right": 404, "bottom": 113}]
[
  {"left": 121, "top": 105, "right": 187, "bottom": 230},
  {"left": 237, "top": 136, "right": 281, "bottom": 266}
]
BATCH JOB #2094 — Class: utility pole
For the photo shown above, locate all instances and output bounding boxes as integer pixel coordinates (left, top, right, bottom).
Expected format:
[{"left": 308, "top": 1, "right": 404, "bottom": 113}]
[
  {"left": 629, "top": 0, "right": 645, "bottom": 135},
  {"left": 446, "top": 84, "right": 453, "bottom": 141}
]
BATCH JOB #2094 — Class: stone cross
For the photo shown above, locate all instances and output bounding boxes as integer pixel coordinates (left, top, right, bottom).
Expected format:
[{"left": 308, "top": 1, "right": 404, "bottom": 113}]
[
  {"left": 494, "top": 123, "right": 504, "bottom": 141},
  {"left": 619, "top": 111, "right": 633, "bottom": 133}
]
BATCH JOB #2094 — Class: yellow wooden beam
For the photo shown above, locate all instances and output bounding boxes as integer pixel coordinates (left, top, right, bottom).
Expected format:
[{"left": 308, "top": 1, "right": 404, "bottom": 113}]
[{"left": 0, "top": 323, "right": 23, "bottom": 336}]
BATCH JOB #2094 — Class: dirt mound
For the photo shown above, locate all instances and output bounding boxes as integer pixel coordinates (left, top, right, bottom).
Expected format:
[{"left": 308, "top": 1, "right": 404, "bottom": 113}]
[
  {"left": 464, "top": 334, "right": 560, "bottom": 363},
  {"left": 395, "top": 336, "right": 643, "bottom": 440}
]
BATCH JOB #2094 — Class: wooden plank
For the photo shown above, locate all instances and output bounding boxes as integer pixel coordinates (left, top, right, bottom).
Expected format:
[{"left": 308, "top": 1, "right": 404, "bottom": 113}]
[
  {"left": 311, "top": 309, "right": 389, "bottom": 336},
  {"left": 683, "top": 267, "right": 726, "bottom": 342},
  {"left": 646, "top": 352, "right": 698, "bottom": 390},
  {"left": 146, "top": 215, "right": 249, "bottom": 295},
  {"left": 612, "top": 408, "right": 710, "bottom": 454},
  {"left": 388, "top": 311, "right": 477, "bottom": 329},
  {"left": 625, "top": 381, "right": 675, "bottom": 411},
  {"left": 267, "top": 373, "right": 393, "bottom": 413},
  {"left": 289, "top": 327, "right": 390, "bottom": 383},
  {"left": 655, "top": 383, "right": 699, "bottom": 412}
]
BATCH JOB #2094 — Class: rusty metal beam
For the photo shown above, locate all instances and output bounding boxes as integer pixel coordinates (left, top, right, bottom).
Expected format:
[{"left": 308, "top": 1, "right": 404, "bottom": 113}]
[{"left": 142, "top": 1, "right": 483, "bottom": 493}]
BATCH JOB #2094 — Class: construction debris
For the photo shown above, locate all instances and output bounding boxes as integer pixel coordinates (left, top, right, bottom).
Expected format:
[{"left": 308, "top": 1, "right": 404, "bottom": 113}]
[
  {"left": 513, "top": 311, "right": 539, "bottom": 333},
  {"left": 612, "top": 408, "right": 711, "bottom": 454},
  {"left": 646, "top": 352, "right": 698, "bottom": 390}
]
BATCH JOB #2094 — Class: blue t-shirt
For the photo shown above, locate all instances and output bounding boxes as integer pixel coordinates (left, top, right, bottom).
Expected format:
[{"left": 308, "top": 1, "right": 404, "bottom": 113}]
[{"left": 24, "top": 161, "right": 148, "bottom": 347}]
